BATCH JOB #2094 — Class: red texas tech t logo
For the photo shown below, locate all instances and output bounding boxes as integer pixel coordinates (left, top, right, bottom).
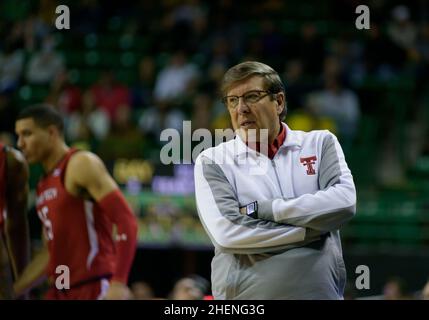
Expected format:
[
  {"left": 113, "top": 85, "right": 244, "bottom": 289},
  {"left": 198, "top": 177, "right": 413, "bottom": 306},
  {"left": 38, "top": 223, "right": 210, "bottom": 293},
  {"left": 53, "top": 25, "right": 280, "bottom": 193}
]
[{"left": 300, "top": 156, "right": 317, "bottom": 175}]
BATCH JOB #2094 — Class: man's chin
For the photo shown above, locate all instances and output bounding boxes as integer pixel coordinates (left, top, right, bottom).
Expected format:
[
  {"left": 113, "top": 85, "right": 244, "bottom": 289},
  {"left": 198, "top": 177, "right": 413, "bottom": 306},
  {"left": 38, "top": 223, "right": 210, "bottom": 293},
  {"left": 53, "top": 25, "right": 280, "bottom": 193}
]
[{"left": 237, "top": 128, "right": 260, "bottom": 143}]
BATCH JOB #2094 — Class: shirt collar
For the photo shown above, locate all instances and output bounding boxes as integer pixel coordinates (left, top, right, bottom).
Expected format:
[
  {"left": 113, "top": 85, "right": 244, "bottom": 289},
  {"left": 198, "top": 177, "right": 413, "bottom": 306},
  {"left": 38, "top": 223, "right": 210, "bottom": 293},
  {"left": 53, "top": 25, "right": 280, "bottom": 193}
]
[
  {"left": 234, "top": 122, "right": 302, "bottom": 158},
  {"left": 282, "top": 123, "right": 302, "bottom": 148}
]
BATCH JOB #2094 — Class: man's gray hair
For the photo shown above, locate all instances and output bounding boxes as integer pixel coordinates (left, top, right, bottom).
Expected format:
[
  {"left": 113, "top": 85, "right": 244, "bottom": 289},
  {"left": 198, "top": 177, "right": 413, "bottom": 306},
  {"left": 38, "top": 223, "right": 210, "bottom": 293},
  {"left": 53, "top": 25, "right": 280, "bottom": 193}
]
[{"left": 221, "top": 61, "right": 287, "bottom": 120}]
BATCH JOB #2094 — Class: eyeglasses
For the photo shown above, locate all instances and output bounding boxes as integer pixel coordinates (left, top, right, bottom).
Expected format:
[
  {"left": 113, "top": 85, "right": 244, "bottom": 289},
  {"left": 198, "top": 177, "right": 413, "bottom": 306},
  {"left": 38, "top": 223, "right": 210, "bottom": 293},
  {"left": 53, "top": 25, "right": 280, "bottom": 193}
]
[{"left": 222, "top": 90, "right": 272, "bottom": 109}]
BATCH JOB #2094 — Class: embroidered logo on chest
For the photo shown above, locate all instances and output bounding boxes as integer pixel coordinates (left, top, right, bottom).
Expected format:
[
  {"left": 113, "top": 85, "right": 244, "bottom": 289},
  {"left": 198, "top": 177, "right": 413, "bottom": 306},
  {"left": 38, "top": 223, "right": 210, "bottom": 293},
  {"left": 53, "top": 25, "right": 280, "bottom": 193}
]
[{"left": 300, "top": 156, "right": 317, "bottom": 175}]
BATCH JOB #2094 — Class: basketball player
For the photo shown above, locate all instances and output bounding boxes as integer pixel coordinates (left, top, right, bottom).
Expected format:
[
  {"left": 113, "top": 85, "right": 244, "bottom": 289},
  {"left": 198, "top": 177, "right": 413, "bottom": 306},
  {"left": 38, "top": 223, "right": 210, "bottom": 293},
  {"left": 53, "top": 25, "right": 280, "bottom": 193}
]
[
  {"left": 14, "top": 104, "right": 138, "bottom": 300},
  {"left": 0, "top": 142, "right": 30, "bottom": 299}
]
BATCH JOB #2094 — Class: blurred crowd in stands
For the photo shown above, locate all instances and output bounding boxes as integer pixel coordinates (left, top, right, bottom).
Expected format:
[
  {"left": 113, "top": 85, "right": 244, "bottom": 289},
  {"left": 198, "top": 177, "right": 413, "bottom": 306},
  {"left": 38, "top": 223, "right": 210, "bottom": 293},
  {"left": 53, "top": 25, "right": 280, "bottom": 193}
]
[{"left": 1, "top": 1, "right": 428, "bottom": 181}]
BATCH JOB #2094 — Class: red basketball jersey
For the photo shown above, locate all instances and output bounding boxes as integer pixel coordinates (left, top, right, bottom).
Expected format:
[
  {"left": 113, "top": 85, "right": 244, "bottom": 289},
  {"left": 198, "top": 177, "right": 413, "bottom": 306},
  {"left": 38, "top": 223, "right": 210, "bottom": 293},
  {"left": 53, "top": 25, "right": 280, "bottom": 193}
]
[
  {"left": 36, "top": 149, "right": 116, "bottom": 286},
  {"left": 0, "top": 143, "right": 6, "bottom": 228}
]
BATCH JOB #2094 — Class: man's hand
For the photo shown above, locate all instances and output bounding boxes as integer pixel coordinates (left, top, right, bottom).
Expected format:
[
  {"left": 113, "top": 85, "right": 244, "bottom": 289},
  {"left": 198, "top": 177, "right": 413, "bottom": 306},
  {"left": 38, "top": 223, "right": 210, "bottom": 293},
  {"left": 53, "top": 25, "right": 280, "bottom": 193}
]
[
  {"left": 239, "top": 202, "right": 258, "bottom": 218},
  {"left": 104, "top": 281, "right": 132, "bottom": 300},
  {"left": 13, "top": 244, "right": 49, "bottom": 298},
  {"left": 239, "top": 206, "right": 247, "bottom": 215}
]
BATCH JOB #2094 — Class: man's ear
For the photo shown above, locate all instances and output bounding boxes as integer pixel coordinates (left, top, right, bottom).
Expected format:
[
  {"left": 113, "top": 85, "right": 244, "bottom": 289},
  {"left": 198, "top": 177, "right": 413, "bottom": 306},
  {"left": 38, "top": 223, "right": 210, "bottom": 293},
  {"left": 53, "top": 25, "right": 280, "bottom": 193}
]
[
  {"left": 276, "top": 92, "right": 285, "bottom": 114},
  {"left": 47, "top": 125, "right": 60, "bottom": 139}
]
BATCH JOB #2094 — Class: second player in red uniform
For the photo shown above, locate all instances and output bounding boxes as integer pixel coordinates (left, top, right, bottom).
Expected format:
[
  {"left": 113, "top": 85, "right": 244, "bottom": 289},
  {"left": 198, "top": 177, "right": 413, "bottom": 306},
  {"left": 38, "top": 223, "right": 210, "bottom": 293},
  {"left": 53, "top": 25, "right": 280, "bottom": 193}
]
[{"left": 0, "top": 142, "right": 30, "bottom": 299}]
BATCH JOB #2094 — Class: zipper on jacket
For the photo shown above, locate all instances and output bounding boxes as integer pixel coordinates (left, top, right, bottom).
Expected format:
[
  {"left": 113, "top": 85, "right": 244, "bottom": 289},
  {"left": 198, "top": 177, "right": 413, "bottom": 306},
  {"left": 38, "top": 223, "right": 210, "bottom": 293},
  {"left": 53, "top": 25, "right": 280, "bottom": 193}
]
[{"left": 271, "top": 160, "right": 285, "bottom": 197}]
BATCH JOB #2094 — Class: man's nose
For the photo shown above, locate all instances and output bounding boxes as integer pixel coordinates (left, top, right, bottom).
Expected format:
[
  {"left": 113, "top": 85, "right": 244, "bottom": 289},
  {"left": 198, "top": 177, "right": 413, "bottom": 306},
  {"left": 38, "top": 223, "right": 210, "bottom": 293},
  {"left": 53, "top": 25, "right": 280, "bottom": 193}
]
[{"left": 236, "top": 98, "right": 250, "bottom": 113}]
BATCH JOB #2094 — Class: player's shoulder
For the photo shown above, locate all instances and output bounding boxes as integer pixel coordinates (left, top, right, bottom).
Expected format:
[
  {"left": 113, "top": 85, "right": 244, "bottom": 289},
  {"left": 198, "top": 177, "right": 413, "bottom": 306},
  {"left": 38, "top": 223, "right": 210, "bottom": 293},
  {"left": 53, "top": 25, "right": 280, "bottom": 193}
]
[
  {"left": 68, "top": 150, "right": 105, "bottom": 171},
  {"left": 66, "top": 150, "right": 109, "bottom": 188}
]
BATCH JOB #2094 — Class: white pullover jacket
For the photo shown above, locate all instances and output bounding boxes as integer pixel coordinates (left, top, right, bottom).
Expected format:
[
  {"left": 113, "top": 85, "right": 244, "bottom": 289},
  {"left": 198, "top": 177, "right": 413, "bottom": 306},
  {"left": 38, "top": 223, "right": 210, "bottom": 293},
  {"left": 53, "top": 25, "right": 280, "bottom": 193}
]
[{"left": 194, "top": 123, "right": 356, "bottom": 299}]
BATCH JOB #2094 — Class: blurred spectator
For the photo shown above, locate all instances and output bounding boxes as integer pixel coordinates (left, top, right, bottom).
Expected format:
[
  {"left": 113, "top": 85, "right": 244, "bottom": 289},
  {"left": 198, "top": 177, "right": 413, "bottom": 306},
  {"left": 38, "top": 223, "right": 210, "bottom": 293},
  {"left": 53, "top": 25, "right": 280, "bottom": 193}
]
[
  {"left": 67, "top": 90, "right": 110, "bottom": 144},
  {"left": 416, "top": 23, "right": 429, "bottom": 64},
  {"left": 97, "top": 104, "right": 145, "bottom": 161},
  {"left": 90, "top": 69, "right": 131, "bottom": 121},
  {"left": 328, "top": 37, "right": 365, "bottom": 85},
  {"left": 0, "top": 132, "right": 15, "bottom": 146},
  {"left": 37, "top": 0, "right": 57, "bottom": 26},
  {"left": 364, "top": 24, "right": 407, "bottom": 80},
  {"left": 26, "top": 35, "right": 64, "bottom": 84},
  {"left": 172, "top": 0, "right": 206, "bottom": 28},
  {"left": 131, "top": 56, "right": 156, "bottom": 109},
  {"left": 191, "top": 93, "right": 212, "bottom": 130},
  {"left": 323, "top": 55, "right": 342, "bottom": 80},
  {"left": 287, "top": 108, "right": 336, "bottom": 135},
  {"left": 0, "top": 37, "right": 24, "bottom": 93},
  {"left": 23, "top": 13, "right": 51, "bottom": 51},
  {"left": 160, "top": 0, "right": 207, "bottom": 53},
  {"left": 344, "top": 282, "right": 357, "bottom": 300},
  {"left": 295, "top": 23, "right": 325, "bottom": 76},
  {"left": 168, "top": 275, "right": 209, "bottom": 300},
  {"left": 45, "top": 70, "right": 82, "bottom": 115},
  {"left": 210, "top": 97, "right": 232, "bottom": 133},
  {"left": 138, "top": 101, "right": 186, "bottom": 141},
  {"left": 153, "top": 51, "right": 199, "bottom": 103},
  {"left": 388, "top": 5, "right": 417, "bottom": 51},
  {"left": 131, "top": 281, "right": 155, "bottom": 300},
  {"left": 383, "top": 277, "right": 412, "bottom": 300},
  {"left": 206, "top": 36, "right": 232, "bottom": 69},
  {"left": 176, "top": 0, "right": 209, "bottom": 50},
  {"left": 282, "top": 59, "right": 316, "bottom": 110},
  {"left": 260, "top": 19, "right": 284, "bottom": 66},
  {"left": 203, "top": 62, "right": 227, "bottom": 92},
  {"left": 422, "top": 279, "right": 429, "bottom": 300},
  {"left": 415, "top": 23, "right": 429, "bottom": 97},
  {"left": 0, "top": 0, "right": 32, "bottom": 22},
  {"left": 307, "top": 74, "right": 360, "bottom": 149},
  {"left": 73, "top": 0, "right": 103, "bottom": 35}
]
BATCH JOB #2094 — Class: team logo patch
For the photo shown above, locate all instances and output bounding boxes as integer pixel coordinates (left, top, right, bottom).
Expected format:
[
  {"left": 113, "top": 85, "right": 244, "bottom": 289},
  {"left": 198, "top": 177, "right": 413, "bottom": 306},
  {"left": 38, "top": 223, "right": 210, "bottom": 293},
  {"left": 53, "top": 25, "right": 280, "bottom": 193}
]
[{"left": 300, "top": 156, "right": 317, "bottom": 175}]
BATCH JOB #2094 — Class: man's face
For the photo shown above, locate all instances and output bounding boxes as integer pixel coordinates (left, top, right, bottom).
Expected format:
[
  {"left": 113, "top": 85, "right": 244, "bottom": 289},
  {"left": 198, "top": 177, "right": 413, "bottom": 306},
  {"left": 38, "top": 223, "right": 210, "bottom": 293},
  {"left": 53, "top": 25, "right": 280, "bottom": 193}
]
[
  {"left": 225, "top": 76, "right": 284, "bottom": 144},
  {"left": 15, "top": 118, "right": 51, "bottom": 164}
]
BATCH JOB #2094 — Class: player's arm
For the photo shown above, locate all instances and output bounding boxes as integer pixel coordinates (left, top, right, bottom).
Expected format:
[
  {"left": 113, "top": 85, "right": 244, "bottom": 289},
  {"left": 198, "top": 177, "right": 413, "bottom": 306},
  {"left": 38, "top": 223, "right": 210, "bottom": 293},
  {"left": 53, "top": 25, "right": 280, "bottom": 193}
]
[
  {"left": 0, "top": 231, "right": 14, "bottom": 299},
  {"left": 5, "top": 148, "right": 30, "bottom": 279},
  {"left": 68, "top": 151, "right": 137, "bottom": 299},
  {"left": 13, "top": 230, "right": 49, "bottom": 297},
  {"left": 257, "top": 132, "right": 356, "bottom": 231}
]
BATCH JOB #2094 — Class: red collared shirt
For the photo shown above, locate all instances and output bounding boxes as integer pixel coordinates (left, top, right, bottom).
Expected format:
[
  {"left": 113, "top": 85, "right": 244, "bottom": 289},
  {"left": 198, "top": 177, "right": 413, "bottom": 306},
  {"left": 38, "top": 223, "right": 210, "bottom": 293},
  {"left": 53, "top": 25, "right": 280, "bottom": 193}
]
[
  {"left": 268, "top": 124, "right": 286, "bottom": 159},
  {"left": 246, "top": 124, "right": 287, "bottom": 159}
]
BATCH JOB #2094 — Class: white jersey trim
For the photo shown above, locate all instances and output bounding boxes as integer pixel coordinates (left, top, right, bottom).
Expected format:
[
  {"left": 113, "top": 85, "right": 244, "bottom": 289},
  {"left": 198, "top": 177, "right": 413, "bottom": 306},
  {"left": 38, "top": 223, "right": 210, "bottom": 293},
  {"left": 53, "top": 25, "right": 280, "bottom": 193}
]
[{"left": 84, "top": 200, "right": 99, "bottom": 270}]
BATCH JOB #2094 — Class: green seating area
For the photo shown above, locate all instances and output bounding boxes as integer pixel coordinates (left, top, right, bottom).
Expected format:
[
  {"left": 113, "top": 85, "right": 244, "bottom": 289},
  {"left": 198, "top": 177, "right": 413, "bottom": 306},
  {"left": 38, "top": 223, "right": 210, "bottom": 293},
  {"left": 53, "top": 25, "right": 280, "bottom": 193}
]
[{"left": 342, "top": 188, "right": 429, "bottom": 250}]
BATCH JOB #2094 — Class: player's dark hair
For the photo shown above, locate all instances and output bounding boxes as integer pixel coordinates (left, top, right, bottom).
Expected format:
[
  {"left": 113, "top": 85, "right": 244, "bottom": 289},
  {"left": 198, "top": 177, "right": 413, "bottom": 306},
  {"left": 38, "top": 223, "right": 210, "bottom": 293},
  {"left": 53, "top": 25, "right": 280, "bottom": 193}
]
[{"left": 17, "top": 104, "right": 64, "bottom": 134}]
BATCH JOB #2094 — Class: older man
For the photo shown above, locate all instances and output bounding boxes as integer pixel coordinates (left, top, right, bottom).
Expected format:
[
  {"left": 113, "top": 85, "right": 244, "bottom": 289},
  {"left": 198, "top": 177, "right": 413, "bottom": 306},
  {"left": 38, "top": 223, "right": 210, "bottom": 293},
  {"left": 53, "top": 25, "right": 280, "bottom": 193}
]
[{"left": 194, "top": 61, "right": 356, "bottom": 299}]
